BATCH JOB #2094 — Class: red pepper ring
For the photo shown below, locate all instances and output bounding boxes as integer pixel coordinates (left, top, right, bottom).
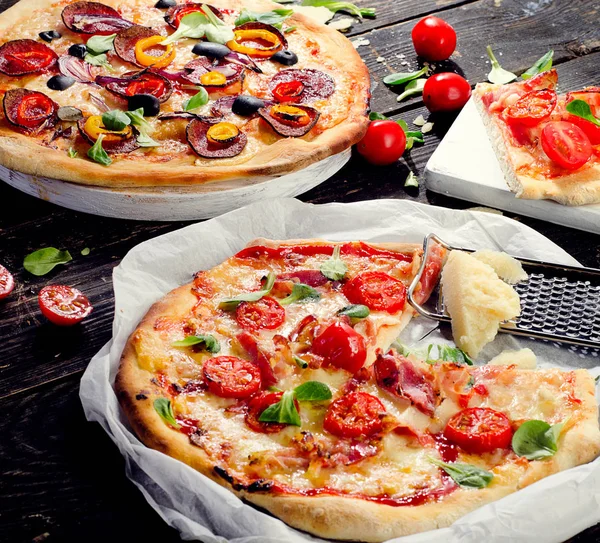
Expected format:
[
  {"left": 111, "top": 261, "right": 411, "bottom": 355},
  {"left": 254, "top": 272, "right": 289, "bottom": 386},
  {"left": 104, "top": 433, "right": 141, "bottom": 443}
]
[
  {"left": 3, "top": 88, "right": 58, "bottom": 132},
  {"left": 272, "top": 80, "right": 305, "bottom": 103},
  {"left": 0, "top": 39, "right": 58, "bottom": 76},
  {"left": 165, "top": 3, "right": 224, "bottom": 29},
  {"left": 227, "top": 22, "right": 287, "bottom": 59},
  {"left": 186, "top": 118, "right": 248, "bottom": 158},
  {"left": 258, "top": 103, "right": 320, "bottom": 137}
]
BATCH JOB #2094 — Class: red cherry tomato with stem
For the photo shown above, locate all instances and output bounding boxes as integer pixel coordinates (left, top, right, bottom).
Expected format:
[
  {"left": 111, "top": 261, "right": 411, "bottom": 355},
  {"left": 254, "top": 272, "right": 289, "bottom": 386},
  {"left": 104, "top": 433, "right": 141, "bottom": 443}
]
[
  {"left": 324, "top": 391, "right": 386, "bottom": 438},
  {"left": 235, "top": 296, "right": 285, "bottom": 332},
  {"left": 0, "top": 264, "right": 14, "bottom": 299},
  {"left": 203, "top": 355, "right": 262, "bottom": 398},
  {"left": 312, "top": 321, "right": 367, "bottom": 374},
  {"left": 38, "top": 285, "right": 93, "bottom": 326},
  {"left": 411, "top": 16, "right": 457, "bottom": 61},
  {"left": 356, "top": 120, "right": 406, "bottom": 166},
  {"left": 423, "top": 73, "right": 471, "bottom": 113},
  {"left": 444, "top": 407, "right": 512, "bottom": 454},
  {"left": 541, "top": 121, "right": 592, "bottom": 170},
  {"left": 343, "top": 271, "right": 406, "bottom": 313}
]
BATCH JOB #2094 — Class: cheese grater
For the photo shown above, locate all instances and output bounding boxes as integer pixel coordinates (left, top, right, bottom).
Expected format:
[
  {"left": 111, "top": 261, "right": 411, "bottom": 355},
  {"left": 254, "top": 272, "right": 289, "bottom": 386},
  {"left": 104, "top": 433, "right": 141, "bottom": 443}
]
[{"left": 407, "top": 234, "right": 600, "bottom": 349}]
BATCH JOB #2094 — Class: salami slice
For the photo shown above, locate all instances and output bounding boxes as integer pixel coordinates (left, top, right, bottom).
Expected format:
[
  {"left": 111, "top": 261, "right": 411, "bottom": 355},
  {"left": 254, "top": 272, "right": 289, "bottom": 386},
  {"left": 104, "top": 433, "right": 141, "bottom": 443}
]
[
  {"left": 62, "top": 2, "right": 133, "bottom": 35},
  {"left": 258, "top": 104, "right": 320, "bottom": 137},
  {"left": 186, "top": 118, "right": 247, "bottom": 158},
  {"left": 96, "top": 71, "right": 173, "bottom": 102},
  {"left": 77, "top": 118, "right": 139, "bottom": 154},
  {"left": 165, "top": 3, "right": 224, "bottom": 29},
  {"left": 113, "top": 25, "right": 160, "bottom": 66},
  {"left": 269, "top": 69, "right": 335, "bottom": 103},
  {"left": 182, "top": 57, "right": 245, "bottom": 88},
  {"left": 3, "top": 88, "right": 58, "bottom": 131},
  {"left": 0, "top": 39, "right": 58, "bottom": 76},
  {"left": 210, "top": 96, "right": 236, "bottom": 117}
]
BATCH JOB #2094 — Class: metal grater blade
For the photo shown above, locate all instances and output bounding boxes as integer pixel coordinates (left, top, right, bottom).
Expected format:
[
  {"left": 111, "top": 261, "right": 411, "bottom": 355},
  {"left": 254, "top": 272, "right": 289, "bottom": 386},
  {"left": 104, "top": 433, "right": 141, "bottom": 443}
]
[{"left": 407, "top": 234, "right": 600, "bottom": 349}]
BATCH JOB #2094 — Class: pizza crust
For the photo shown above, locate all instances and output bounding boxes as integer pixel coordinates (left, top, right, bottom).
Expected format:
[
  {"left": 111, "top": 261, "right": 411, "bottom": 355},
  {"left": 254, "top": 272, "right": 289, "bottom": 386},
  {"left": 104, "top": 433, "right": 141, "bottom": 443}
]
[
  {"left": 473, "top": 88, "right": 600, "bottom": 206},
  {"left": 0, "top": 0, "right": 370, "bottom": 188}
]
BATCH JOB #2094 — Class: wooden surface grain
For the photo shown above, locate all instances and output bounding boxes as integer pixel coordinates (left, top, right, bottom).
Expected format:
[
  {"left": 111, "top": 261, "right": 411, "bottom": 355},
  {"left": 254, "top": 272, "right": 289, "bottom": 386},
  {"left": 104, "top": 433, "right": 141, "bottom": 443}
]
[{"left": 0, "top": 0, "right": 599, "bottom": 541}]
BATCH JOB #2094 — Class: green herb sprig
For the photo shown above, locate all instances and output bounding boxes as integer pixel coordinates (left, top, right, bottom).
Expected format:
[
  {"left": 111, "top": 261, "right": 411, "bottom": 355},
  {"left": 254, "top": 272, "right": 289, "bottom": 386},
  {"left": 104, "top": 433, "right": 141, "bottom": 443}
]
[
  {"left": 259, "top": 381, "right": 332, "bottom": 426},
  {"left": 320, "top": 245, "right": 347, "bottom": 281},
  {"left": 429, "top": 457, "right": 494, "bottom": 488},
  {"left": 566, "top": 100, "right": 600, "bottom": 127},
  {"left": 280, "top": 282, "right": 321, "bottom": 305},
  {"left": 512, "top": 419, "right": 568, "bottom": 460},
  {"left": 87, "top": 133, "right": 112, "bottom": 166},
  {"left": 154, "top": 398, "right": 180, "bottom": 428},
  {"left": 521, "top": 50, "right": 553, "bottom": 79},
  {"left": 486, "top": 45, "right": 517, "bottom": 84},
  {"left": 219, "top": 272, "right": 276, "bottom": 310},
  {"left": 23, "top": 247, "right": 72, "bottom": 276},
  {"left": 172, "top": 334, "right": 220, "bottom": 353},
  {"left": 235, "top": 8, "right": 293, "bottom": 28},
  {"left": 300, "top": 0, "right": 375, "bottom": 18}
]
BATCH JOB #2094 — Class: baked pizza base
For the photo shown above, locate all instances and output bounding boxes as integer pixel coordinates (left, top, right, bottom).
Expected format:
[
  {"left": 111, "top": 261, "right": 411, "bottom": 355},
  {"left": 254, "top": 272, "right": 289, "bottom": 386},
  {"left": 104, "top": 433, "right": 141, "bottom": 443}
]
[
  {"left": 115, "top": 238, "right": 600, "bottom": 542},
  {"left": 0, "top": 0, "right": 370, "bottom": 188},
  {"left": 473, "top": 86, "right": 600, "bottom": 206}
]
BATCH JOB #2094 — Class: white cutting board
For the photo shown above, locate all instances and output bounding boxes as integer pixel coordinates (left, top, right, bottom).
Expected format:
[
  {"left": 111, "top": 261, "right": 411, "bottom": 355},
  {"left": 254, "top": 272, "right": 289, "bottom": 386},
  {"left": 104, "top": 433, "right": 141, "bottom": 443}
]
[{"left": 424, "top": 98, "right": 600, "bottom": 234}]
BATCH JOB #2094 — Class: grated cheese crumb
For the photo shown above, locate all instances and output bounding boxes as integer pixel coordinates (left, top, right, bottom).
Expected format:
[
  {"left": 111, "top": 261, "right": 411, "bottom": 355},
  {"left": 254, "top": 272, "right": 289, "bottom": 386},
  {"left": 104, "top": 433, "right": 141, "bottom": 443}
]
[
  {"left": 413, "top": 115, "right": 426, "bottom": 126},
  {"left": 328, "top": 18, "right": 354, "bottom": 31},
  {"left": 421, "top": 122, "right": 434, "bottom": 134},
  {"left": 351, "top": 38, "right": 370, "bottom": 49},
  {"left": 376, "top": 56, "right": 385, "bottom": 62}
]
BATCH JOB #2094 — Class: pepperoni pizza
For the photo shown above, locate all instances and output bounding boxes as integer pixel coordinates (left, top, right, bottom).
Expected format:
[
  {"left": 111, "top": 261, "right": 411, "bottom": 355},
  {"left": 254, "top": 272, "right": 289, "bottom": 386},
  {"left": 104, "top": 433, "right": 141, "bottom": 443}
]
[
  {"left": 116, "top": 238, "right": 600, "bottom": 541},
  {"left": 0, "top": 0, "right": 369, "bottom": 187}
]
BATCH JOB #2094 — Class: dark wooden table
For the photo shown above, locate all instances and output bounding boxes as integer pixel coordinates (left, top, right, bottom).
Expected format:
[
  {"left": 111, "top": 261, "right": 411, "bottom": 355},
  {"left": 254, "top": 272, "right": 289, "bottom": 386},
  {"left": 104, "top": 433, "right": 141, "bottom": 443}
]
[{"left": 1, "top": 0, "right": 599, "bottom": 542}]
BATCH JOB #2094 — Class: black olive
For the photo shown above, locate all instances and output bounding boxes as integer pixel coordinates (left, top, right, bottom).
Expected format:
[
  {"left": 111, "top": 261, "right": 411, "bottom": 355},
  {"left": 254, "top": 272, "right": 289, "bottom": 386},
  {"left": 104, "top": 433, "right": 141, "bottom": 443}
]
[
  {"left": 155, "top": 0, "right": 176, "bottom": 8},
  {"left": 39, "top": 30, "right": 61, "bottom": 42},
  {"left": 68, "top": 44, "right": 87, "bottom": 59},
  {"left": 232, "top": 95, "right": 265, "bottom": 116},
  {"left": 271, "top": 50, "right": 298, "bottom": 66},
  {"left": 192, "top": 42, "right": 231, "bottom": 59},
  {"left": 47, "top": 75, "right": 76, "bottom": 91},
  {"left": 57, "top": 106, "right": 83, "bottom": 122},
  {"left": 128, "top": 94, "right": 160, "bottom": 117}
]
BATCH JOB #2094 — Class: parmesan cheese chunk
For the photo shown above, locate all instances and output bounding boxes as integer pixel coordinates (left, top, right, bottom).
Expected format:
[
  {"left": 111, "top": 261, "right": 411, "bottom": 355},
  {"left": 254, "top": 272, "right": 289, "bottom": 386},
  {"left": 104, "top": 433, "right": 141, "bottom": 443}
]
[
  {"left": 441, "top": 250, "right": 521, "bottom": 357},
  {"left": 487, "top": 348, "right": 537, "bottom": 369},
  {"left": 472, "top": 249, "right": 528, "bottom": 284}
]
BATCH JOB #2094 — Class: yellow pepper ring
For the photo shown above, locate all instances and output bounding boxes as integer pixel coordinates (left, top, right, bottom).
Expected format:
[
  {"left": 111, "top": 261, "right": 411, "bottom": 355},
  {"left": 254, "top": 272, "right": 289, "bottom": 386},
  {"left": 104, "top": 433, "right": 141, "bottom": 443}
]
[
  {"left": 226, "top": 29, "right": 283, "bottom": 58},
  {"left": 83, "top": 115, "right": 133, "bottom": 143},
  {"left": 200, "top": 71, "right": 228, "bottom": 86},
  {"left": 271, "top": 104, "right": 310, "bottom": 126},
  {"left": 207, "top": 122, "right": 240, "bottom": 144},
  {"left": 135, "top": 35, "right": 176, "bottom": 68}
]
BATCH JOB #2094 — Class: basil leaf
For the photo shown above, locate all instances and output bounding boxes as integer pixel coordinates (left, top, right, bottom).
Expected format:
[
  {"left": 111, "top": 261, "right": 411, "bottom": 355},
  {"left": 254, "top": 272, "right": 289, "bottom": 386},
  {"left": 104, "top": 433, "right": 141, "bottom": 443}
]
[
  {"left": 80, "top": 247, "right": 90, "bottom": 256},
  {"left": 397, "top": 78, "right": 426, "bottom": 102},
  {"left": 102, "top": 110, "right": 131, "bottom": 131},
  {"left": 162, "top": 12, "right": 209, "bottom": 44},
  {"left": 284, "top": 25, "right": 296, "bottom": 34},
  {"left": 512, "top": 419, "right": 567, "bottom": 460},
  {"left": 320, "top": 245, "right": 347, "bottom": 281},
  {"left": 84, "top": 52, "right": 112, "bottom": 69},
  {"left": 86, "top": 33, "right": 116, "bottom": 55},
  {"left": 396, "top": 118, "right": 409, "bottom": 131},
  {"left": 294, "top": 381, "right": 332, "bottom": 401},
  {"left": 219, "top": 272, "right": 276, "bottom": 310},
  {"left": 383, "top": 67, "right": 427, "bottom": 86},
  {"left": 184, "top": 87, "right": 209, "bottom": 111},
  {"left": 429, "top": 457, "right": 493, "bottom": 489},
  {"left": 486, "top": 45, "right": 517, "bottom": 84},
  {"left": 87, "top": 133, "right": 112, "bottom": 166},
  {"left": 67, "top": 147, "right": 78, "bottom": 158},
  {"left": 235, "top": 8, "right": 293, "bottom": 28},
  {"left": 293, "top": 355, "right": 308, "bottom": 369},
  {"left": 172, "top": 334, "right": 220, "bottom": 353},
  {"left": 404, "top": 171, "right": 419, "bottom": 187},
  {"left": 280, "top": 282, "right": 321, "bottom": 305},
  {"left": 565, "top": 100, "right": 600, "bottom": 127},
  {"left": 300, "top": 0, "right": 375, "bottom": 18},
  {"left": 405, "top": 130, "right": 423, "bottom": 142},
  {"left": 369, "top": 112, "right": 387, "bottom": 120},
  {"left": 23, "top": 247, "right": 72, "bottom": 276},
  {"left": 259, "top": 390, "right": 301, "bottom": 426},
  {"left": 154, "top": 398, "right": 180, "bottom": 428},
  {"left": 521, "top": 50, "right": 553, "bottom": 80},
  {"left": 137, "top": 132, "right": 160, "bottom": 147},
  {"left": 126, "top": 108, "right": 153, "bottom": 133},
  {"left": 338, "top": 304, "right": 369, "bottom": 319},
  {"left": 436, "top": 344, "right": 474, "bottom": 365}
]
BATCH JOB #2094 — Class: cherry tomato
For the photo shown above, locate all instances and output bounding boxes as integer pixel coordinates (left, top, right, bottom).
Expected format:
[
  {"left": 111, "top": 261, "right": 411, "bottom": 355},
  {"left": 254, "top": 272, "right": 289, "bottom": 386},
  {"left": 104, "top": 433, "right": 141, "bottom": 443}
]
[
  {"left": 38, "top": 285, "right": 93, "bottom": 326},
  {"left": 356, "top": 120, "right": 406, "bottom": 166},
  {"left": 203, "top": 355, "right": 261, "bottom": 399},
  {"left": 245, "top": 391, "right": 297, "bottom": 433},
  {"left": 411, "top": 16, "right": 456, "bottom": 61},
  {"left": 0, "top": 264, "right": 15, "bottom": 299},
  {"left": 312, "top": 321, "right": 367, "bottom": 374},
  {"left": 504, "top": 89, "right": 557, "bottom": 128},
  {"left": 324, "top": 392, "right": 386, "bottom": 438},
  {"left": 423, "top": 73, "right": 471, "bottom": 113},
  {"left": 235, "top": 297, "right": 285, "bottom": 332},
  {"left": 541, "top": 121, "right": 592, "bottom": 170},
  {"left": 272, "top": 80, "right": 304, "bottom": 103},
  {"left": 343, "top": 271, "right": 406, "bottom": 314},
  {"left": 444, "top": 407, "right": 512, "bottom": 454}
]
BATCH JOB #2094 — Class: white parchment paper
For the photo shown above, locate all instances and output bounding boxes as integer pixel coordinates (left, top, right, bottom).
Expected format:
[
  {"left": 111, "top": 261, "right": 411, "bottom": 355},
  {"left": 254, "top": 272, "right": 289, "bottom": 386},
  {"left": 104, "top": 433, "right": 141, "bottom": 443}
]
[{"left": 80, "top": 198, "right": 600, "bottom": 543}]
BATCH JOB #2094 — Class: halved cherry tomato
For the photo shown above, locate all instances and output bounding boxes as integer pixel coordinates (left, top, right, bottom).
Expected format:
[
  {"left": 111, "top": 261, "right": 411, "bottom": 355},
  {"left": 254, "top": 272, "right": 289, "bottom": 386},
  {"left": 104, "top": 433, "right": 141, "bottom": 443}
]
[
  {"left": 324, "top": 391, "right": 385, "bottom": 438},
  {"left": 343, "top": 271, "right": 406, "bottom": 314},
  {"left": 202, "top": 355, "right": 261, "bottom": 398},
  {"left": 411, "top": 16, "right": 456, "bottom": 61},
  {"left": 504, "top": 89, "right": 557, "bottom": 128},
  {"left": 245, "top": 391, "right": 295, "bottom": 433},
  {"left": 235, "top": 296, "right": 285, "bottom": 332},
  {"left": 541, "top": 121, "right": 592, "bottom": 170},
  {"left": 0, "top": 264, "right": 14, "bottom": 299},
  {"left": 312, "top": 321, "right": 367, "bottom": 374},
  {"left": 38, "top": 285, "right": 93, "bottom": 326},
  {"left": 356, "top": 120, "right": 406, "bottom": 165},
  {"left": 272, "top": 80, "right": 304, "bottom": 103},
  {"left": 423, "top": 72, "right": 471, "bottom": 113},
  {"left": 444, "top": 407, "right": 512, "bottom": 454}
]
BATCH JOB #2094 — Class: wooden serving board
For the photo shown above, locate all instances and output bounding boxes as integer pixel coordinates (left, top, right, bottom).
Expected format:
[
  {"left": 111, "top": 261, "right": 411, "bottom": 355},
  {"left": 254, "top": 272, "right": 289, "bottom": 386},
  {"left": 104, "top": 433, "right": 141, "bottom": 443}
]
[
  {"left": 0, "top": 149, "right": 350, "bottom": 221},
  {"left": 424, "top": 99, "right": 600, "bottom": 235}
]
